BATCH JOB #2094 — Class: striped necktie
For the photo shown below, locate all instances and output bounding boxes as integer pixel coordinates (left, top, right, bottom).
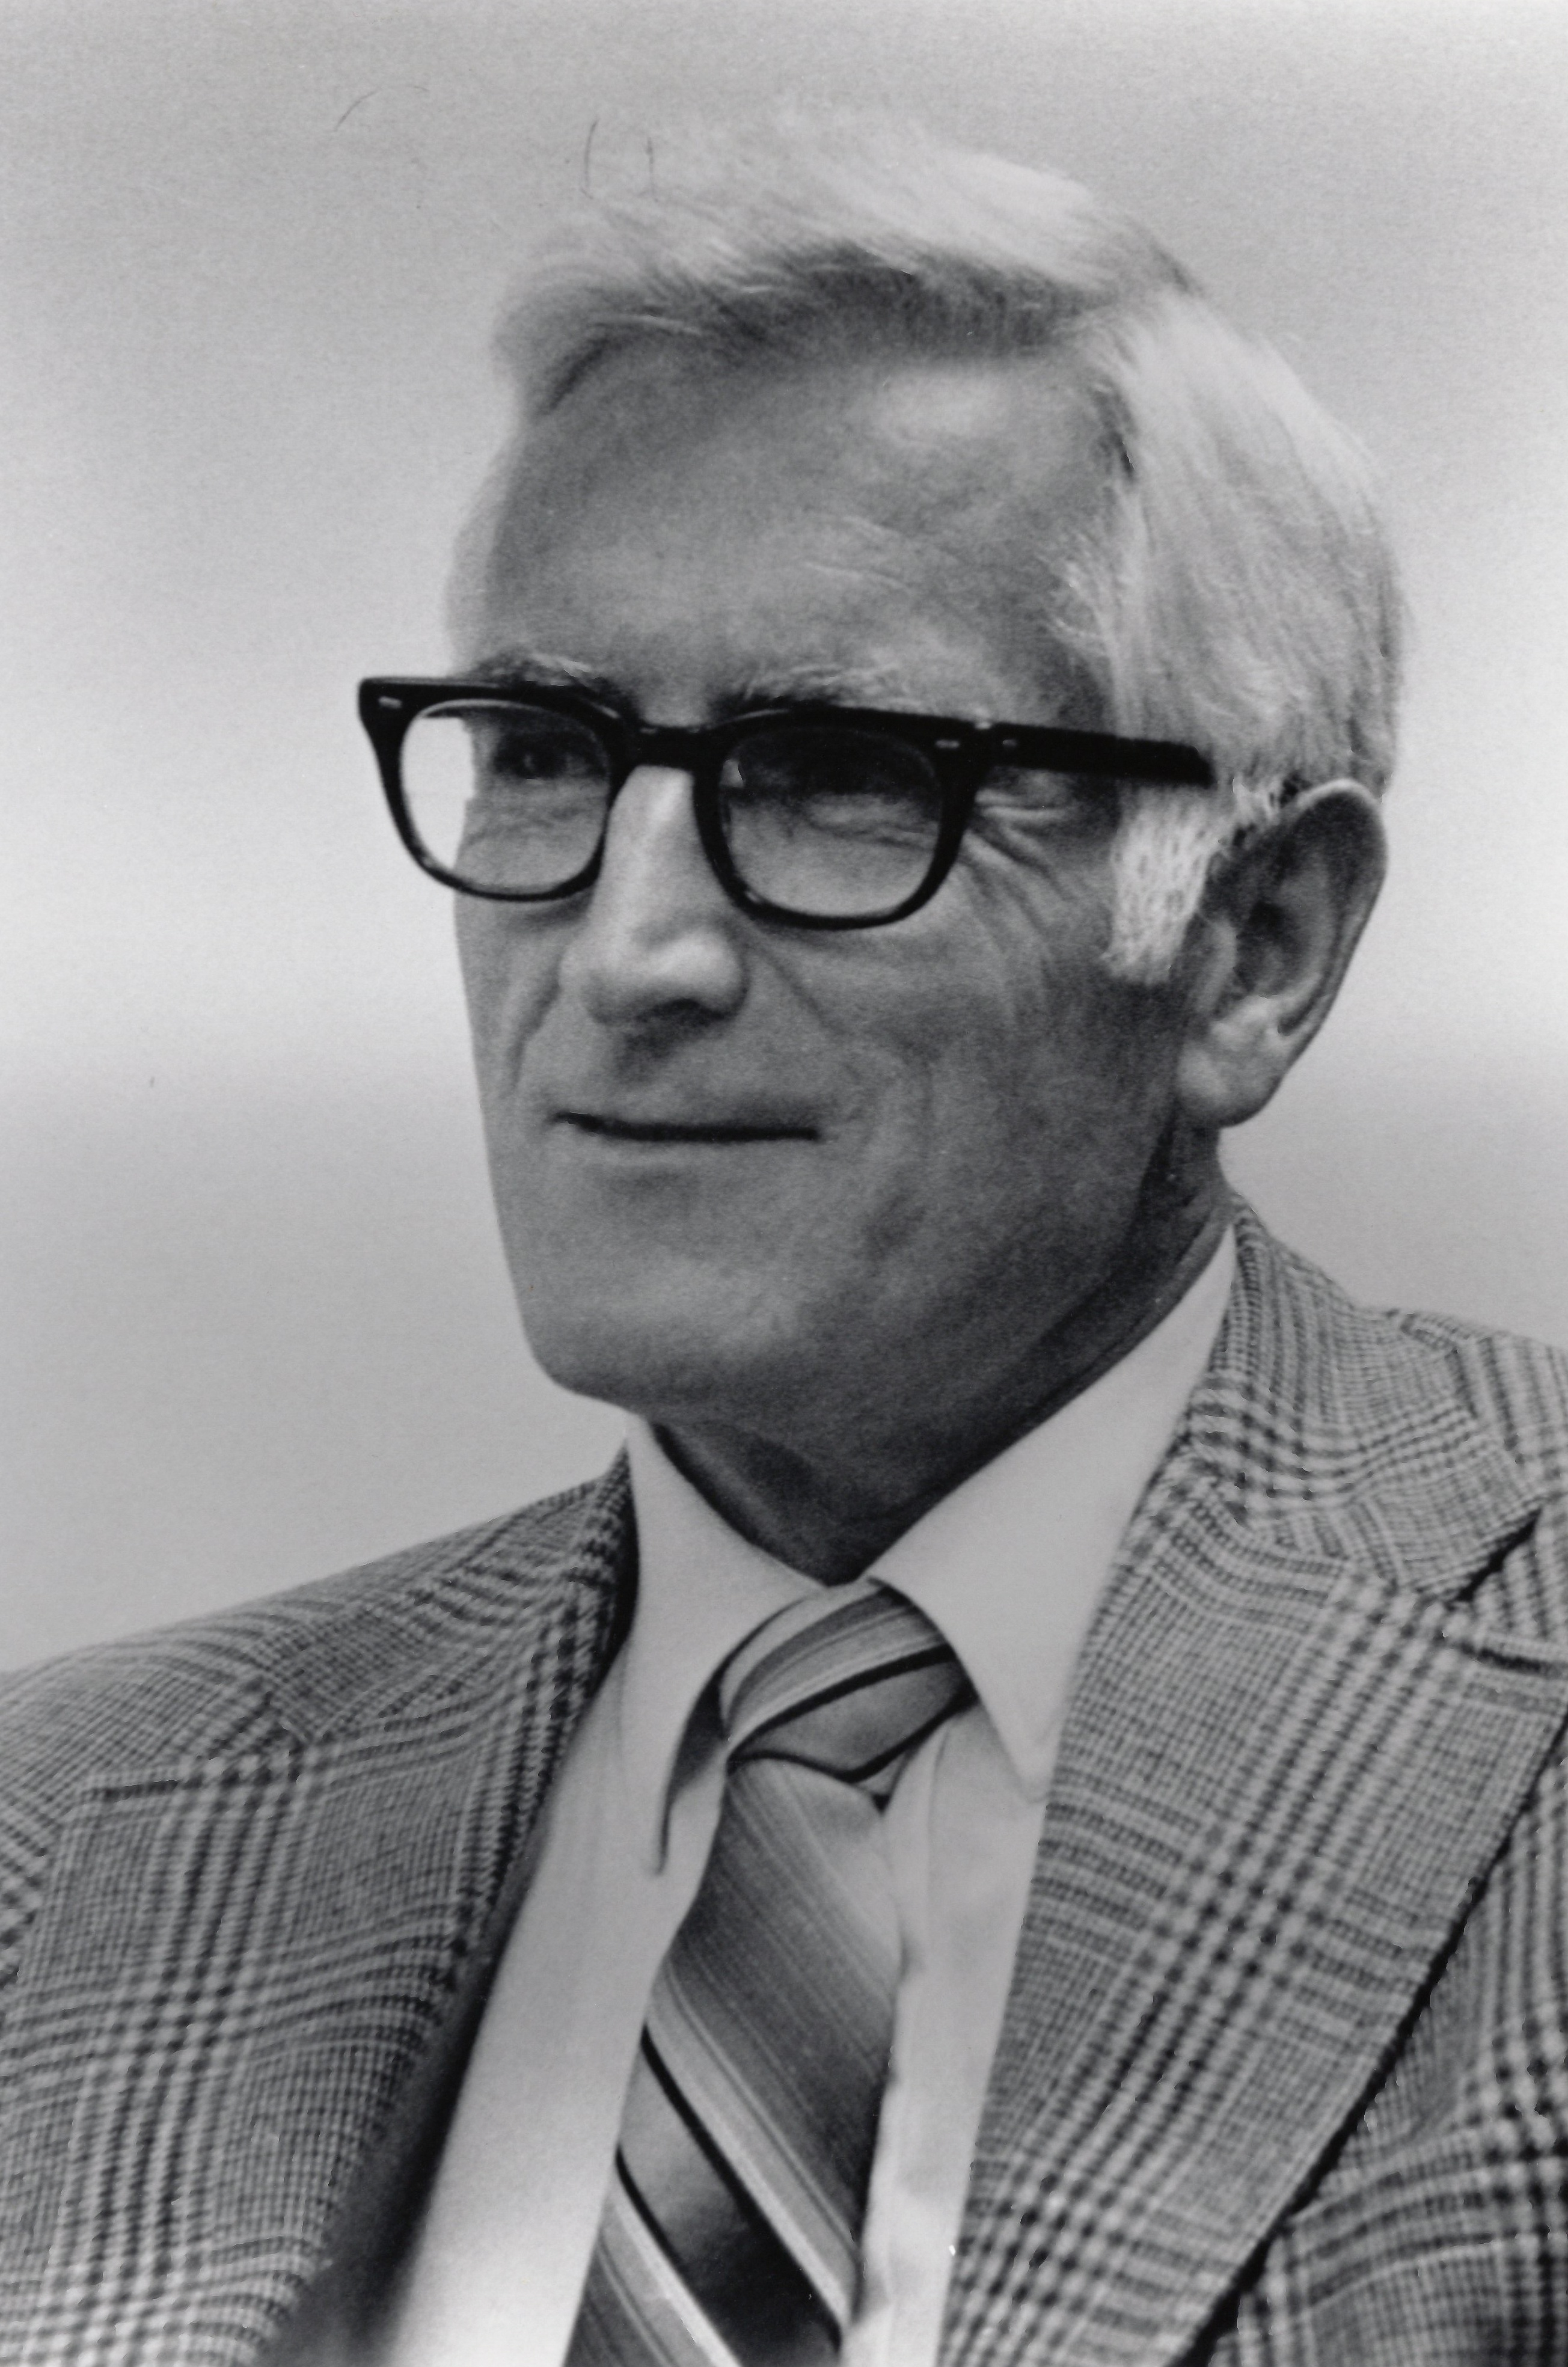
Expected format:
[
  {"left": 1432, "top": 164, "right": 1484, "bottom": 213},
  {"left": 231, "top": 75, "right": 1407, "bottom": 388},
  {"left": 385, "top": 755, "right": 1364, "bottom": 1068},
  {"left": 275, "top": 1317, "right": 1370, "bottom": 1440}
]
[{"left": 566, "top": 1581, "right": 974, "bottom": 2366}]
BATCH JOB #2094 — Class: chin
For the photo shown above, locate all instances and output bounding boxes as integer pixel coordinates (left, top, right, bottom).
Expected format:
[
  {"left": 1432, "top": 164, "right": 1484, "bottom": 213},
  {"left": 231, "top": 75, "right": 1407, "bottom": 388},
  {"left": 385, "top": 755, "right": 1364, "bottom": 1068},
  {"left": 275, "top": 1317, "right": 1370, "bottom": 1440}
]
[{"left": 515, "top": 1267, "right": 800, "bottom": 1426}]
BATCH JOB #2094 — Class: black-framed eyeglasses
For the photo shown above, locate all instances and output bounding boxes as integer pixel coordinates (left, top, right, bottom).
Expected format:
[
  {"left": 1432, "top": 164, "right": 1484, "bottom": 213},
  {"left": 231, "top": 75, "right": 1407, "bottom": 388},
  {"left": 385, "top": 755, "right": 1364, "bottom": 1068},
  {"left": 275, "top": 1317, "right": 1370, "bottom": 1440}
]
[{"left": 358, "top": 675, "right": 1216, "bottom": 930}]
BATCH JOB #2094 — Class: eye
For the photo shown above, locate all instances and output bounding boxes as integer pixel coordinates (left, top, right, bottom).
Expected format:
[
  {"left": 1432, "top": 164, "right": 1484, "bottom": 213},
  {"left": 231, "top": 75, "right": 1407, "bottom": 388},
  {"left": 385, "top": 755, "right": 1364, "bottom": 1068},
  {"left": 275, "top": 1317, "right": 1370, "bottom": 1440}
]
[
  {"left": 975, "top": 765, "right": 1106, "bottom": 824},
  {"left": 469, "top": 706, "right": 613, "bottom": 794},
  {"left": 714, "top": 724, "right": 947, "bottom": 918},
  {"left": 721, "top": 726, "right": 943, "bottom": 843}
]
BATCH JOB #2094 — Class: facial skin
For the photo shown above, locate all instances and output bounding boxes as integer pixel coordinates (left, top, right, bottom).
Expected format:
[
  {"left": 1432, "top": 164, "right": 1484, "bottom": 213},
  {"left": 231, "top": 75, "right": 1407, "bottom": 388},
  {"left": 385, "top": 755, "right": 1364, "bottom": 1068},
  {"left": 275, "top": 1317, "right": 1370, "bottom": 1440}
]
[{"left": 457, "top": 340, "right": 1383, "bottom": 1579}]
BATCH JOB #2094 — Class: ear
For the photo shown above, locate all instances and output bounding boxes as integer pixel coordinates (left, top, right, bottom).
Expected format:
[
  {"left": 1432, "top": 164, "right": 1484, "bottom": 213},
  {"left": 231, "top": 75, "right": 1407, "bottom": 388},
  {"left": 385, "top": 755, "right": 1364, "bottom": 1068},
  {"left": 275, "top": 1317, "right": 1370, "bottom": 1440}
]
[{"left": 1175, "top": 781, "right": 1387, "bottom": 1132}]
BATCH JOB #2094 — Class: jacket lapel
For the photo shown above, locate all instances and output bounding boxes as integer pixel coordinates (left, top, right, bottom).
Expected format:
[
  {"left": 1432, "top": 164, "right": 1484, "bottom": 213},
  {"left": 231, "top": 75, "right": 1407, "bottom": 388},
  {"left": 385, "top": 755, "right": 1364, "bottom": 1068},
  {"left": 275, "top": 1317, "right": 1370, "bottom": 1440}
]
[
  {"left": 0, "top": 1462, "right": 634, "bottom": 2367},
  {"left": 945, "top": 1214, "right": 1568, "bottom": 2367}
]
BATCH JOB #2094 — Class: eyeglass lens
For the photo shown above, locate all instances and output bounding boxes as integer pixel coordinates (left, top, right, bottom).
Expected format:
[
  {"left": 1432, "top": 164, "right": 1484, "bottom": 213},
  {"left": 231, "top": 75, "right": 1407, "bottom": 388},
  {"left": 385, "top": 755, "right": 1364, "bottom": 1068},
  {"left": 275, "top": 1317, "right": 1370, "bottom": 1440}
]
[
  {"left": 399, "top": 699, "right": 950, "bottom": 915},
  {"left": 403, "top": 702, "right": 611, "bottom": 893}
]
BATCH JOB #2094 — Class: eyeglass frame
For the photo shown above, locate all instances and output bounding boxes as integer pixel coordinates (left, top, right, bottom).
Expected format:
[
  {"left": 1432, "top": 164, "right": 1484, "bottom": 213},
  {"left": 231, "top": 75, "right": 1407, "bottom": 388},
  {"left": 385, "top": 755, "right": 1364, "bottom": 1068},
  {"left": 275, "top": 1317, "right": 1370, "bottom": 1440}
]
[{"left": 358, "top": 674, "right": 1218, "bottom": 931}]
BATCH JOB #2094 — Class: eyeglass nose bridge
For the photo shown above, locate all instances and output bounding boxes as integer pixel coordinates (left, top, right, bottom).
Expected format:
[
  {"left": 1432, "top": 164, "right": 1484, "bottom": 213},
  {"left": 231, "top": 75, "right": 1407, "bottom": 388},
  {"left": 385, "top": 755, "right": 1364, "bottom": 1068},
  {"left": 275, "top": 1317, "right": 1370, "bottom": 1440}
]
[
  {"left": 586, "top": 732, "right": 746, "bottom": 928},
  {"left": 608, "top": 717, "right": 726, "bottom": 794}
]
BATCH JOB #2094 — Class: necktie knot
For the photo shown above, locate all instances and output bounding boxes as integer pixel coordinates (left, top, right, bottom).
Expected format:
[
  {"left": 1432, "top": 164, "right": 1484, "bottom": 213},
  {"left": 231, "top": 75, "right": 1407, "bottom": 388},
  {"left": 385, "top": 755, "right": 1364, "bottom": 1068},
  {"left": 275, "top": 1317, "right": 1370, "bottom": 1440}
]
[{"left": 721, "top": 1581, "right": 973, "bottom": 1793}]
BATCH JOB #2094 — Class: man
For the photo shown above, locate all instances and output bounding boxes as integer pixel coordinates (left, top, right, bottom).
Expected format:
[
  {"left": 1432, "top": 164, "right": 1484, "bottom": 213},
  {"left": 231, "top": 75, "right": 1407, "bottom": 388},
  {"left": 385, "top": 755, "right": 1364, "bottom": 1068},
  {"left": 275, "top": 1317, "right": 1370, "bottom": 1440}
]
[{"left": 3, "top": 118, "right": 1566, "bottom": 2367}]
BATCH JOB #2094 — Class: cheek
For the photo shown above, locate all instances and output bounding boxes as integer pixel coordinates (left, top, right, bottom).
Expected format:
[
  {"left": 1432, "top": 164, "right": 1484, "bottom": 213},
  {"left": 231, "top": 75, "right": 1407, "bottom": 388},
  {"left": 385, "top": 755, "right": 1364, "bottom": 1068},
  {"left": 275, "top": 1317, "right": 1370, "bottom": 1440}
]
[
  {"left": 893, "top": 858, "right": 1110, "bottom": 1093},
  {"left": 957, "top": 834, "right": 1177, "bottom": 1086},
  {"left": 456, "top": 904, "right": 560, "bottom": 1094},
  {"left": 869, "top": 877, "right": 1178, "bottom": 1224}
]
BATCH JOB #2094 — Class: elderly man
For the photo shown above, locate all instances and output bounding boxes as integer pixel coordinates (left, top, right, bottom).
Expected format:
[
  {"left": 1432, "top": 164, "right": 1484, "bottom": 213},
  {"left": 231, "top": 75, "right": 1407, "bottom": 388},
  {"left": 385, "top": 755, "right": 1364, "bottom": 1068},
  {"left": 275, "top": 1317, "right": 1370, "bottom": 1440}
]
[{"left": 4, "top": 121, "right": 1566, "bottom": 2367}]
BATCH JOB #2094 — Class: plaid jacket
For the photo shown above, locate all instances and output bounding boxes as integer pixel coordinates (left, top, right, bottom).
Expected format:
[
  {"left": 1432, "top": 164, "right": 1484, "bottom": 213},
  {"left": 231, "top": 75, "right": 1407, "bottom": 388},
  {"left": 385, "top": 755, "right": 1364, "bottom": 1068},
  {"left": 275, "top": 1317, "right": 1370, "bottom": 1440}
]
[{"left": 3, "top": 1208, "right": 1568, "bottom": 2366}]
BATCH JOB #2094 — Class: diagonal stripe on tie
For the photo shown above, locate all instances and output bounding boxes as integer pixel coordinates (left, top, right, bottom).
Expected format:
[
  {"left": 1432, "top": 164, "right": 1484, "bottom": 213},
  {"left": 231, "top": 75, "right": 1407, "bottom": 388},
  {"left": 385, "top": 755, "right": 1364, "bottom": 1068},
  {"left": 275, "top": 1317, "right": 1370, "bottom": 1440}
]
[{"left": 566, "top": 1580, "right": 974, "bottom": 2365}]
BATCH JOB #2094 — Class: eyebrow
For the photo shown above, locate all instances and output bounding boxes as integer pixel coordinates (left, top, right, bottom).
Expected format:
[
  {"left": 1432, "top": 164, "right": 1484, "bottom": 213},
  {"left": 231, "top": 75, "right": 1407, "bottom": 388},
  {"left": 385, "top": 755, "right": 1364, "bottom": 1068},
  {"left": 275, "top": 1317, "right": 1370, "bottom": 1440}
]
[
  {"left": 464, "top": 649, "right": 946, "bottom": 721},
  {"left": 468, "top": 650, "right": 622, "bottom": 699},
  {"left": 723, "top": 658, "right": 936, "bottom": 712}
]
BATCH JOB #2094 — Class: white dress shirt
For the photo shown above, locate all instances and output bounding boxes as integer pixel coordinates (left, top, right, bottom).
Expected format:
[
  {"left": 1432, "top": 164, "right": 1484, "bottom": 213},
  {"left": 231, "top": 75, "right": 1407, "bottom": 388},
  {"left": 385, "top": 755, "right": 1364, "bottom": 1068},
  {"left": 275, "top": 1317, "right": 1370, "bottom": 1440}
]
[{"left": 381, "top": 1232, "right": 1234, "bottom": 2367}]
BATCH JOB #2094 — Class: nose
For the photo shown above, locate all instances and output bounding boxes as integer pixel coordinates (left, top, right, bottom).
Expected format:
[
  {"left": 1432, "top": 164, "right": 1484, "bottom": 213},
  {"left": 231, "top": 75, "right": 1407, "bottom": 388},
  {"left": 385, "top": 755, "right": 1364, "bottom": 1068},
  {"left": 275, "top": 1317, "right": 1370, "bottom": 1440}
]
[{"left": 557, "top": 766, "right": 748, "bottom": 1027}]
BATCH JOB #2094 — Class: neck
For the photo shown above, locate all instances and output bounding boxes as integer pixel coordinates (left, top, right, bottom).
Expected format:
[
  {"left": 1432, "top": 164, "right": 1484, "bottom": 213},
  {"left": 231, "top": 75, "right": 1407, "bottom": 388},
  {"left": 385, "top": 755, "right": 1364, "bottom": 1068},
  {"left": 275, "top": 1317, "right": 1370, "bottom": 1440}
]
[{"left": 655, "top": 1151, "right": 1230, "bottom": 1584}]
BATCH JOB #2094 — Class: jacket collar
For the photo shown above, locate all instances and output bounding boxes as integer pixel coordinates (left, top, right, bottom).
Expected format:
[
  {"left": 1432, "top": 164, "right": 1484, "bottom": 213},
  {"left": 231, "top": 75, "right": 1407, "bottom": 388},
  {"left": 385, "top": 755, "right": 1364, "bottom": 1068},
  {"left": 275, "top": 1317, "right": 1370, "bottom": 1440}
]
[{"left": 943, "top": 1205, "right": 1567, "bottom": 2366}]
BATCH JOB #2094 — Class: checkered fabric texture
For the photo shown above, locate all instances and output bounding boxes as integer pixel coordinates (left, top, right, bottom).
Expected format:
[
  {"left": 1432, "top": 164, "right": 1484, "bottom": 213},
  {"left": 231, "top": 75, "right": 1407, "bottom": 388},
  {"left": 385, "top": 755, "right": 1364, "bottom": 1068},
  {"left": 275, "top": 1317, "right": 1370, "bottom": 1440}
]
[{"left": 2, "top": 1207, "right": 1568, "bottom": 2365}]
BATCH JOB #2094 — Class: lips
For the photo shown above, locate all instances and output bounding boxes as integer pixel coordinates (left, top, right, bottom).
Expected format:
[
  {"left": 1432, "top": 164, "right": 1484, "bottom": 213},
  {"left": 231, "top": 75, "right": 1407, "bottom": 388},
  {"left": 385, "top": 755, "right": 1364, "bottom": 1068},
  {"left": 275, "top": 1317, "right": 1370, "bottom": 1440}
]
[{"left": 560, "top": 1113, "right": 817, "bottom": 1144}]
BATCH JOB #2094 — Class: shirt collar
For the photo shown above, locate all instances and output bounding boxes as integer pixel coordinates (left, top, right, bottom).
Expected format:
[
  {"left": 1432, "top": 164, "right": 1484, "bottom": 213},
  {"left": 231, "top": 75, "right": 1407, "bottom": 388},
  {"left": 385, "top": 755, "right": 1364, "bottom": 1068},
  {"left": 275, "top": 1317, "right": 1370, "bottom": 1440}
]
[
  {"left": 871, "top": 1228, "right": 1234, "bottom": 1796},
  {"left": 622, "top": 1421, "right": 817, "bottom": 1869},
  {"left": 622, "top": 1228, "right": 1234, "bottom": 1861}
]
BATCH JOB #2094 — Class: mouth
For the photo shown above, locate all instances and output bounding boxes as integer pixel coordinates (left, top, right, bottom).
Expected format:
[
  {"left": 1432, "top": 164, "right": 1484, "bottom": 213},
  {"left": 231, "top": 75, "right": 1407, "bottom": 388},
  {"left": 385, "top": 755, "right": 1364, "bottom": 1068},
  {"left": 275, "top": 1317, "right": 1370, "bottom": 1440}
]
[{"left": 560, "top": 1114, "right": 818, "bottom": 1146}]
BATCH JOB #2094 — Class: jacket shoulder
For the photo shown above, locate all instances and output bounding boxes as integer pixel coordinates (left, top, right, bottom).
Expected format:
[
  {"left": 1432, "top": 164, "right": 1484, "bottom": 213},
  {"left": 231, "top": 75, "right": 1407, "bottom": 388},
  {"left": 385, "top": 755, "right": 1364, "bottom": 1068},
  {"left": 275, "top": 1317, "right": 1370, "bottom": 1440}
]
[
  {"left": 1382, "top": 1305, "right": 1568, "bottom": 1640},
  {"left": 1228, "top": 1208, "right": 1568, "bottom": 1632},
  {"left": 1383, "top": 1302, "right": 1568, "bottom": 1487},
  {"left": 1228, "top": 1204, "right": 1568, "bottom": 1474},
  {"left": 0, "top": 1466, "right": 629, "bottom": 1825}
]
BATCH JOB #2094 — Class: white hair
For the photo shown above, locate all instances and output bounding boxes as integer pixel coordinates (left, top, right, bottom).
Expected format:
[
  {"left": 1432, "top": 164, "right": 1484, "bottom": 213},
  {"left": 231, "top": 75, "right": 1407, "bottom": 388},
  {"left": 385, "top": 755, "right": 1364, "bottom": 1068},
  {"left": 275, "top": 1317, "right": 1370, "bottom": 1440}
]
[{"left": 455, "top": 114, "right": 1401, "bottom": 981}]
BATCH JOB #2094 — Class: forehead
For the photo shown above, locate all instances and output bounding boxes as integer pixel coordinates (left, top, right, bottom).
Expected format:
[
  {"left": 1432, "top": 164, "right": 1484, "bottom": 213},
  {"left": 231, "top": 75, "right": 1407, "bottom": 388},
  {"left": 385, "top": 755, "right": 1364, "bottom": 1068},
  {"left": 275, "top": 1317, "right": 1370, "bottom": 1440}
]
[{"left": 471, "top": 341, "right": 1110, "bottom": 719}]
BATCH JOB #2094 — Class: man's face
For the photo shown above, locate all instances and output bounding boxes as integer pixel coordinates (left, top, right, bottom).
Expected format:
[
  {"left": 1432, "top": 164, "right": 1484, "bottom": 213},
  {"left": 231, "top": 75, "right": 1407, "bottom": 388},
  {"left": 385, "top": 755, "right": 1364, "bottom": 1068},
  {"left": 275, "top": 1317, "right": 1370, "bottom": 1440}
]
[{"left": 458, "top": 342, "right": 1193, "bottom": 1463}]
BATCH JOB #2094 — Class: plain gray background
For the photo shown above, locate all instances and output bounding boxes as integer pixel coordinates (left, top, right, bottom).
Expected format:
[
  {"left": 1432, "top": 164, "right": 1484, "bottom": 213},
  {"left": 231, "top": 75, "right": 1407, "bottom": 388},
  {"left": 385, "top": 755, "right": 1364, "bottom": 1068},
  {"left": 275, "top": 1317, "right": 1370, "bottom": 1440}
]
[{"left": 4, "top": 0, "right": 1565, "bottom": 1667}]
